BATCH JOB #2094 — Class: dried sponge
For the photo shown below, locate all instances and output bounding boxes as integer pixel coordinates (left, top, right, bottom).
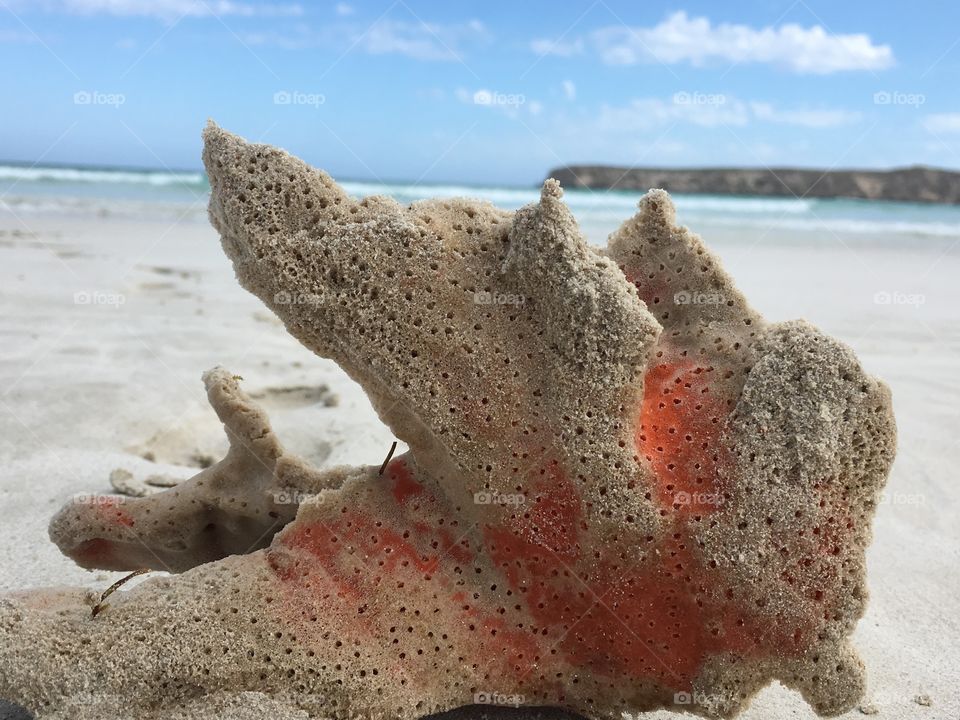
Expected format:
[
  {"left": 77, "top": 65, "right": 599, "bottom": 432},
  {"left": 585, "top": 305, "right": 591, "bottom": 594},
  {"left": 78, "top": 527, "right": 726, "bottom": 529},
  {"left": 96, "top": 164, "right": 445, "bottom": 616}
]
[{"left": 0, "top": 123, "right": 896, "bottom": 720}]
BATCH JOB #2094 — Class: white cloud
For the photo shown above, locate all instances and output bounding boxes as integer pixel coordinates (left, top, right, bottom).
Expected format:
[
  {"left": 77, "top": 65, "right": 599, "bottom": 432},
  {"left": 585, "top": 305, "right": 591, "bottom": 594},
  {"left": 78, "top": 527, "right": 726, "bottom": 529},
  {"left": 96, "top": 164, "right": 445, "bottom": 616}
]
[
  {"left": 0, "top": 29, "right": 37, "bottom": 43},
  {"left": 241, "top": 24, "right": 313, "bottom": 49},
  {"left": 57, "top": 0, "right": 303, "bottom": 18},
  {"left": 923, "top": 113, "right": 960, "bottom": 134},
  {"left": 650, "top": 139, "right": 689, "bottom": 156},
  {"left": 416, "top": 87, "right": 445, "bottom": 101},
  {"left": 749, "top": 101, "right": 861, "bottom": 128},
  {"left": 562, "top": 80, "right": 576, "bottom": 101},
  {"left": 334, "top": 2, "right": 353, "bottom": 16},
  {"left": 359, "top": 18, "right": 488, "bottom": 61},
  {"left": 729, "top": 140, "right": 781, "bottom": 162},
  {"left": 241, "top": 16, "right": 489, "bottom": 57},
  {"left": 586, "top": 12, "right": 893, "bottom": 74},
  {"left": 596, "top": 95, "right": 860, "bottom": 133},
  {"left": 599, "top": 97, "right": 750, "bottom": 132},
  {"left": 529, "top": 37, "right": 583, "bottom": 57}
]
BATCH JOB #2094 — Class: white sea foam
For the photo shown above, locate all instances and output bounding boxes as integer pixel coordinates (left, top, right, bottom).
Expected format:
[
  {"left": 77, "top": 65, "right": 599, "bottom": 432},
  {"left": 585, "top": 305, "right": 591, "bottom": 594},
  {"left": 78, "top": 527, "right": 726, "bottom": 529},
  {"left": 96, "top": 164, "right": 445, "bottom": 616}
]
[
  {"left": 0, "top": 164, "right": 206, "bottom": 187},
  {"left": 2, "top": 165, "right": 958, "bottom": 240}
]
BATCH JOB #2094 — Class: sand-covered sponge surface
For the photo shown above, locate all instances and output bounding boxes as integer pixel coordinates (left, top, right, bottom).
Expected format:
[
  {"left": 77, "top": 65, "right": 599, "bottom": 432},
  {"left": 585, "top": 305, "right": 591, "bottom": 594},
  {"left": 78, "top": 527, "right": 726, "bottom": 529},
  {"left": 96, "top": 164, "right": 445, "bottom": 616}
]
[{"left": 0, "top": 123, "right": 896, "bottom": 720}]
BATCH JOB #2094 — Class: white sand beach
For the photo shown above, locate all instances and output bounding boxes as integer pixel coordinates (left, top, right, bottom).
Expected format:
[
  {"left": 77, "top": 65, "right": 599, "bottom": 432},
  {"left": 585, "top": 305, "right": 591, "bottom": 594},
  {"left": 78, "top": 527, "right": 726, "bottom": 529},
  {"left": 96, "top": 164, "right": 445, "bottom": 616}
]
[{"left": 0, "top": 199, "right": 957, "bottom": 719}]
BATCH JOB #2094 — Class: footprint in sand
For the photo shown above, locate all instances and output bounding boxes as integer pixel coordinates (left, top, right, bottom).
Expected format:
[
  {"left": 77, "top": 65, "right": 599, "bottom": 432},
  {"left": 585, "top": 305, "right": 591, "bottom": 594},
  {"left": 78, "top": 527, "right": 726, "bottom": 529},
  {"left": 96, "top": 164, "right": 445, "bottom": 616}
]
[
  {"left": 125, "top": 380, "right": 339, "bottom": 487},
  {"left": 133, "top": 265, "right": 201, "bottom": 299},
  {"left": 248, "top": 385, "right": 339, "bottom": 409}
]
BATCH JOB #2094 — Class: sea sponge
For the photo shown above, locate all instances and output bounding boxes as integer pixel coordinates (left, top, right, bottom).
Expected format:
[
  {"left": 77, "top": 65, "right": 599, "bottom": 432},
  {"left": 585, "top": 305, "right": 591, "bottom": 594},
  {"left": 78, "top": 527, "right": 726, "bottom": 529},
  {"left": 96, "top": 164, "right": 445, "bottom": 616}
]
[
  {"left": 47, "top": 367, "right": 346, "bottom": 573},
  {"left": 0, "top": 124, "right": 896, "bottom": 720}
]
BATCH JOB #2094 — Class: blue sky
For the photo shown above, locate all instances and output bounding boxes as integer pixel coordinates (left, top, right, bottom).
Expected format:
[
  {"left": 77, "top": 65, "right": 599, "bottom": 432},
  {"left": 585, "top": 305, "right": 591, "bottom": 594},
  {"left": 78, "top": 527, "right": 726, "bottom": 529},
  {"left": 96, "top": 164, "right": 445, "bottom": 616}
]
[{"left": 1, "top": 0, "right": 959, "bottom": 184}]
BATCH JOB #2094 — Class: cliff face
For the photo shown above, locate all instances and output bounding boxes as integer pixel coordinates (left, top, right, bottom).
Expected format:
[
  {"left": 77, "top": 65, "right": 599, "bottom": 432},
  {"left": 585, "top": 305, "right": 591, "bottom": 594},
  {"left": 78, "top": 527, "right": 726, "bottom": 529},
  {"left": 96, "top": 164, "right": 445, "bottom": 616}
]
[{"left": 547, "top": 165, "right": 960, "bottom": 204}]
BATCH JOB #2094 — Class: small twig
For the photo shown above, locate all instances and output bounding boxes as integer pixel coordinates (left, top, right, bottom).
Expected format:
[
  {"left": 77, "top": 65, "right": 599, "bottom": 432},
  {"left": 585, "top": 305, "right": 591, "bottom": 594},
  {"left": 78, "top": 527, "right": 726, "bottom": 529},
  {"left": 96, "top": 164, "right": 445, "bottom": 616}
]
[
  {"left": 92, "top": 568, "right": 151, "bottom": 618},
  {"left": 378, "top": 441, "right": 398, "bottom": 476}
]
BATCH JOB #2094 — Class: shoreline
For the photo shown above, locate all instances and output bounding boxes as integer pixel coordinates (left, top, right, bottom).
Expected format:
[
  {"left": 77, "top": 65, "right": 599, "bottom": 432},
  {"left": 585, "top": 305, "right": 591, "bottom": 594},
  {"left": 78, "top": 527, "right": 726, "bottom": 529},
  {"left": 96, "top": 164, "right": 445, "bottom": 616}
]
[{"left": 5, "top": 188, "right": 960, "bottom": 245}]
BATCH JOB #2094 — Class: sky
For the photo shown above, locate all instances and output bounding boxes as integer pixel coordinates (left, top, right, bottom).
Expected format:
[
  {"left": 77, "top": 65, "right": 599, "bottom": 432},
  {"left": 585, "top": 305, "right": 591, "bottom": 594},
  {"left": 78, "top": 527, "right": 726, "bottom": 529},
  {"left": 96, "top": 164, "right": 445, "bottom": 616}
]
[{"left": 1, "top": 0, "right": 960, "bottom": 185}]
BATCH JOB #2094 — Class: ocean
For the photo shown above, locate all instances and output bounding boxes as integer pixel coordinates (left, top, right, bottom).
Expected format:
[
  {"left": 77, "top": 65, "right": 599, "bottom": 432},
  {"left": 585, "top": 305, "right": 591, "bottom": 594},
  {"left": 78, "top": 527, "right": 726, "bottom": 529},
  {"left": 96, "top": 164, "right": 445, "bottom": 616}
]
[{"left": 3, "top": 162, "right": 960, "bottom": 245}]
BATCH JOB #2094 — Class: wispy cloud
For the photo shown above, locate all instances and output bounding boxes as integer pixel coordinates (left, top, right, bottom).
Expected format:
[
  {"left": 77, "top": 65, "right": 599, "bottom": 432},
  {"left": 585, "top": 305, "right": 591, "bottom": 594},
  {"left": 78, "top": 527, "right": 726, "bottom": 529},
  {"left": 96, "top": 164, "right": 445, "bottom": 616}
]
[
  {"left": 0, "top": 29, "right": 39, "bottom": 43},
  {"left": 923, "top": 113, "right": 960, "bottom": 134},
  {"left": 241, "top": 23, "right": 317, "bottom": 49},
  {"left": 537, "top": 11, "right": 893, "bottom": 74},
  {"left": 599, "top": 97, "right": 750, "bottom": 131},
  {"left": 358, "top": 18, "right": 489, "bottom": 61},
  {"left": 49, "top": 0, "right": 303, "bottom": 19},
  {"left": 923, "top": 112, "right": 960, "bottom": 135},
  {"left": 749, "top": 101, "right": 861, "bottom": 128},
  {"left": 597, "top": 95, "right": 861, "bottom": 132},
  {"left": 529, "top": 37, "right": 583, "bottom": 58},
  {"left": 242, "top": 16, "right": 490, "bottom": 59},
  {"left": 562, "top": 80, "right": 576, "bottom": 101}
]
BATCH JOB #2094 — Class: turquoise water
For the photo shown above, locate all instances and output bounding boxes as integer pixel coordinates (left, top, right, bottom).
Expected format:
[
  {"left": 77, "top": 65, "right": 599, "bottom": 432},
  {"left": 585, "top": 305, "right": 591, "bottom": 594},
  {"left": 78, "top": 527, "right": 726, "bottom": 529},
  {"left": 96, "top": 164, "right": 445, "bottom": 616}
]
[{"left": 3, "top": 162, "right": 960, "bottom": 243}]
